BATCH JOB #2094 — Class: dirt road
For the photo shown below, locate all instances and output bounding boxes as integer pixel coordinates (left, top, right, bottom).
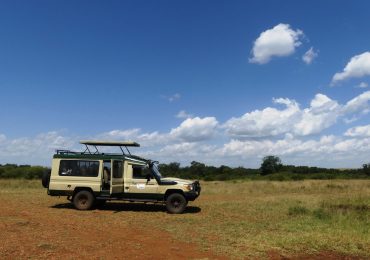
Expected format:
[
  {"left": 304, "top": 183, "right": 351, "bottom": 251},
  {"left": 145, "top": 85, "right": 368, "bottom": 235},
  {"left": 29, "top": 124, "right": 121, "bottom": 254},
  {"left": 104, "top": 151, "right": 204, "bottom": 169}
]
[{"left": 0, "top": 197, "right": 220, "bottom": 259}]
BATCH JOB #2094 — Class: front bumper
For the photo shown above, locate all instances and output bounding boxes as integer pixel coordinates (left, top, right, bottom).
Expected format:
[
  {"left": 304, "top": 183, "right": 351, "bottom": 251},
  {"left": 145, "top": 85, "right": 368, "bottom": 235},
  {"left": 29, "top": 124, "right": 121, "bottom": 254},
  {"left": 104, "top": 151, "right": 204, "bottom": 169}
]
[{"left": 184, "top": 181, "right": 201, "bottom": 201}]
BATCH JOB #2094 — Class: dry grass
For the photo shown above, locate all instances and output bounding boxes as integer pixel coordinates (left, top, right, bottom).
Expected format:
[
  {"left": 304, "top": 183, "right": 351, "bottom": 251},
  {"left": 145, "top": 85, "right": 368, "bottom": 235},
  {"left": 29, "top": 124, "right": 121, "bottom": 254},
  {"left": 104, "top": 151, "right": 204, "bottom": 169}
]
[{"left": 0, "top": 179, "right": 369, "bottom": 259}]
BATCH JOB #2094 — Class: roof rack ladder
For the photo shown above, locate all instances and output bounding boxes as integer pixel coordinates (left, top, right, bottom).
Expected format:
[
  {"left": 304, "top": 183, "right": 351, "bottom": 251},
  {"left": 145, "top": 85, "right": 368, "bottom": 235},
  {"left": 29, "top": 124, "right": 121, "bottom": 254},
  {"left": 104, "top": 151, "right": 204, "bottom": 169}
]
[
  {"left": 83, "top": 145, "right": 92, "bottom": 154},
  {"left": 119, "top": 146, "right": 126, "bottom": 155}
]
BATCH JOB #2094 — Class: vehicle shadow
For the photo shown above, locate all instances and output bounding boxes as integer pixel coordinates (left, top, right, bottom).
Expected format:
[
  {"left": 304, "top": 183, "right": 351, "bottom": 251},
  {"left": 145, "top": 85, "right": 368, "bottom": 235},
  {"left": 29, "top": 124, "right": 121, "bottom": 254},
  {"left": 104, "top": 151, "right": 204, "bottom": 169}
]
[{"left": 51, "top": 202, "right": 201, "bottom": 214}]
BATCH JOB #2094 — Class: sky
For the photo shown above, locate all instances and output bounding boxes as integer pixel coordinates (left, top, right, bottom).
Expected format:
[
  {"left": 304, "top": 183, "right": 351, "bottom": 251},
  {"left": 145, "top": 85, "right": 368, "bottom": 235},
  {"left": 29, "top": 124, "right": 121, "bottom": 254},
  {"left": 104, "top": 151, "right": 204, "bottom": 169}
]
[{"left": 1, "top": 0, "right": 370, "bottom": 168}]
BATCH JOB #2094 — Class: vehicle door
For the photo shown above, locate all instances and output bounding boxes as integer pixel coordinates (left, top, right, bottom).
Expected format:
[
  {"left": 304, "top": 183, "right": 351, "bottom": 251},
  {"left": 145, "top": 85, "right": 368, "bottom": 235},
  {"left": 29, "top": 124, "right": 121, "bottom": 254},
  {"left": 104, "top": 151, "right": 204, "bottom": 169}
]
[
  {"left": 110, "top": 160, "right": 124, "bottom": 194},
  {"left": 125, "top": 163, "right": 158, "bottom": 197}
]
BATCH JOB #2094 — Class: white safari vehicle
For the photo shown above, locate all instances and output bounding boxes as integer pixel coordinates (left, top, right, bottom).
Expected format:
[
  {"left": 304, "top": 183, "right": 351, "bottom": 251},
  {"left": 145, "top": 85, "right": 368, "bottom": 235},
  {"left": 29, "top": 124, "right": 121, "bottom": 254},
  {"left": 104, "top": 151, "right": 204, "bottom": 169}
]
[{"left": 42, "top": 141, "right": 201, "bottom": 214}]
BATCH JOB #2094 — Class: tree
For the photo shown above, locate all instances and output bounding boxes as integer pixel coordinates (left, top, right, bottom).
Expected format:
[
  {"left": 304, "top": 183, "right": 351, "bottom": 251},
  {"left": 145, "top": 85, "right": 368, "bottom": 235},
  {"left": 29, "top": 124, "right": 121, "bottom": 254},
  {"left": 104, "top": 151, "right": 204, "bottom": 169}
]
[
  {"left": 260, "top": 155, "right": 282, "bottom": 175},
  {"left": 190, "top": 161, "right": 206, "bottom": 177},
  {"left": 363, "top": 163, "right": 370, "bottom": 175}
]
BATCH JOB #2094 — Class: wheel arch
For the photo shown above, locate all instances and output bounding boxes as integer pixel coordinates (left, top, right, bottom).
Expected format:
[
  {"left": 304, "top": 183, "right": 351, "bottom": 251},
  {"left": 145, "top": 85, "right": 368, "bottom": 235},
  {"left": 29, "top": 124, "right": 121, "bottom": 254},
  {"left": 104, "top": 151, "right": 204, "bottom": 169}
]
[
  {"left": 164, "top": 189, "right": 185, "bottom": 200},
  {"left": 73, "top": 187, "right": 95, "bottom": 197}
]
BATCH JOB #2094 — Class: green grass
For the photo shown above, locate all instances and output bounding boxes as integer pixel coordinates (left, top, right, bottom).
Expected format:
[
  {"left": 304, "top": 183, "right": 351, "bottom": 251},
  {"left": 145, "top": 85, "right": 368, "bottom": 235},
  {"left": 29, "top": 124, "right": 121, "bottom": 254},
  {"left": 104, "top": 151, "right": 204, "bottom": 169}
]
[{"left": 1, "top": 179, "right": 369, "bottom": 259}]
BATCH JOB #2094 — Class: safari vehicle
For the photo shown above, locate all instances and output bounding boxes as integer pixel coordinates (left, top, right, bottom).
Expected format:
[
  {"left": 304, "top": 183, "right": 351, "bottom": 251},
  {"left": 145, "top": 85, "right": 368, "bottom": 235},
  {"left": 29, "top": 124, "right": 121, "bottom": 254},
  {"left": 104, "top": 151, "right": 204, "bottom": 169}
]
[{"left": 42, "top": 141, "right": 201, "bottom": 214}]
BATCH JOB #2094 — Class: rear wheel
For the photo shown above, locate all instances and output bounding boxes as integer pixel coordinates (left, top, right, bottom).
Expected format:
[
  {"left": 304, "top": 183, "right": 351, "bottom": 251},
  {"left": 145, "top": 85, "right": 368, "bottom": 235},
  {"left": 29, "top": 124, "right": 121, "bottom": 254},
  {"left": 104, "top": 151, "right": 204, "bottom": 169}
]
[
  {"left": 73, "top": 190, "right": 95, "bottom": 210},
  {"left": 165, "top": 193, "right": 187, "bottom": 214},
  {"left": 41, "top": 170, "right": 51, "bottom": 188}
]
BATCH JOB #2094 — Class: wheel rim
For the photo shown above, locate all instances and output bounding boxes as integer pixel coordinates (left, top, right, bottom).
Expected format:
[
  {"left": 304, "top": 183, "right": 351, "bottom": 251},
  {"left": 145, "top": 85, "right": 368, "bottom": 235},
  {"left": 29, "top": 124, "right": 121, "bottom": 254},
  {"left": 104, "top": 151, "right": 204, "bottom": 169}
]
[
  {"left": 78, "top": 195, "right": 88, "bottom": 206},
  {"left": 171, "top": 198, "right": 181, "bottom": 208}
]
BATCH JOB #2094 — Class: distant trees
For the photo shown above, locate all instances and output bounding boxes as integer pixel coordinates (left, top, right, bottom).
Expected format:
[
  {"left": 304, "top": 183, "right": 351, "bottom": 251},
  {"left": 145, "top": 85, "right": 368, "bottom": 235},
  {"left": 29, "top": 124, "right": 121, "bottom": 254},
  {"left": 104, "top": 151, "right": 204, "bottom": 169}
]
[
  {"left": 0, "top": 164, "right": 48, "bottom": 179},
  {"left": 1, "top": 160, "right": 370, "bottom": 181},
  {"left": 363, "top": 163, "right": 370, "bottom": 175},
  {"left": 260, "top": 156, "right": 283, "bottom": 175}
]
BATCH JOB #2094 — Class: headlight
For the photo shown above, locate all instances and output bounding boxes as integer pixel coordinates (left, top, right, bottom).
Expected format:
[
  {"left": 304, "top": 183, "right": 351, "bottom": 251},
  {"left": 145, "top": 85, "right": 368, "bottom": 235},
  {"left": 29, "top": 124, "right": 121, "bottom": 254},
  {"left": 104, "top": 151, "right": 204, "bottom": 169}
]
[{"left": 183, "top": 184, "right": 194, "bottom": 191}]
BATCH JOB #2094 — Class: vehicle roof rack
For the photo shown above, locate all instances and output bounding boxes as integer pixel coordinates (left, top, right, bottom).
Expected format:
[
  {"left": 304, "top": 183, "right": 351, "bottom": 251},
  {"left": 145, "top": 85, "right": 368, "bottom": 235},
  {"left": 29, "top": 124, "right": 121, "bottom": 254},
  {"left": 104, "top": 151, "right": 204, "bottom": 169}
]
[
  {"left": 79, "top": 140, "right": 140, "bottom": 156},
  {"left": 79, "top": 140, "right": 140, "bottom": 147}
]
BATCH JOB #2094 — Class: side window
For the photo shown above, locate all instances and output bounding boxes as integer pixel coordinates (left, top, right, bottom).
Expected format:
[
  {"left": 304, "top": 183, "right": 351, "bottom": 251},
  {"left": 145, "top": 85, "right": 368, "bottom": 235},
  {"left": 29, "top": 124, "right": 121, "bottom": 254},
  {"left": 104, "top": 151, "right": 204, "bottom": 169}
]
[
  {"left": 132, "top": 165, "right": 151, "bottom": 179},
  {"left": 112, "top": 161, "right": 123, "bottom": 178},
  {"left": 59, "top": 160, "right": 99, "bottom": 177}
]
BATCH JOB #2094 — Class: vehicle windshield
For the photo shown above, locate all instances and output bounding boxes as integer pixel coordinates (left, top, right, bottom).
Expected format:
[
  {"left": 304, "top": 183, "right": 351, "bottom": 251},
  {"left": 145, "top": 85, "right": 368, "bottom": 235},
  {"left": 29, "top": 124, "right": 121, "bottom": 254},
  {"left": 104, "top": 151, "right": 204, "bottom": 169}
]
[{"left": 150, "top": 163, "right": 162, "bottom": 179}]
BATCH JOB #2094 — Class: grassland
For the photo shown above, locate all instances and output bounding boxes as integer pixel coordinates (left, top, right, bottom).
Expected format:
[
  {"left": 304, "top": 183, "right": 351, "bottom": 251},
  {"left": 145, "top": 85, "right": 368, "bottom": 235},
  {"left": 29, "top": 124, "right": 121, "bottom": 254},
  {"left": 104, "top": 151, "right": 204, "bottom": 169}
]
[{"left": 0, "top": 179, "right": 369, "bottom": 259}]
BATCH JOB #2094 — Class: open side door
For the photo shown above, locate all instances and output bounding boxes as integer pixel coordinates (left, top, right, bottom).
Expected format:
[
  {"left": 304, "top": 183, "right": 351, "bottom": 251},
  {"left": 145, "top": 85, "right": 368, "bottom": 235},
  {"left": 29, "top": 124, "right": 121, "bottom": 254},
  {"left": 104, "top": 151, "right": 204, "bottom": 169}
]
[{"left": 110, "top": 160, "right": 124, "bottom": 194}]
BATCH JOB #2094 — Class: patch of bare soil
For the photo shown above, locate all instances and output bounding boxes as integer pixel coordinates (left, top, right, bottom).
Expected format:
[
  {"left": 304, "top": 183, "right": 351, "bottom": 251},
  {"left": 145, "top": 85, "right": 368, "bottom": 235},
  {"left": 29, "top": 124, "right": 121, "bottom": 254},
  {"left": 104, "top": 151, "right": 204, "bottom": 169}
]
[{"left": 0, "top": 198, "right": 222, "bottom": 259}]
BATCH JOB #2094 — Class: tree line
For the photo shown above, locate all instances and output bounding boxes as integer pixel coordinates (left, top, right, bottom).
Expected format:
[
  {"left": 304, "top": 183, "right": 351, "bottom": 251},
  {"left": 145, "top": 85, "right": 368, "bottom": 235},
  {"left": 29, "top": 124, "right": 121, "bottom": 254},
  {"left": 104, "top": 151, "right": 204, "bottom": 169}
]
[
  {"left": 0, "top": 156, "right": 370, "bottom": 181},
  {"left": 0, "top": 164, "right": 48, "bottom": 179},
  {"left": 159, "top": 156, "right": 370, "bottom": 181}
]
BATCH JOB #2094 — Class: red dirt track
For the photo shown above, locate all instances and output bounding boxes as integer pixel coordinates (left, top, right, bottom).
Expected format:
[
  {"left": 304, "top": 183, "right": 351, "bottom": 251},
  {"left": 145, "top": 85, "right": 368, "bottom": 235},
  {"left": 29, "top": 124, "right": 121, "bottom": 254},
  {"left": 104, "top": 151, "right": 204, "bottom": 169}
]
[{"left": 0, "top": 198, "right": 220, "bottom": 259}]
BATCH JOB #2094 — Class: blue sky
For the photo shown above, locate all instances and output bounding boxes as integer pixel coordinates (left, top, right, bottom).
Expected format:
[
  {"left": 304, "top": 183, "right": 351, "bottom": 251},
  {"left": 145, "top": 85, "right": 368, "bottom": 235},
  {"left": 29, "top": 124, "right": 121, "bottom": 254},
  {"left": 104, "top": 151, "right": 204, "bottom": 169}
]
[{"left": 1, "top": 0, "right": 370, "bottom": 168}]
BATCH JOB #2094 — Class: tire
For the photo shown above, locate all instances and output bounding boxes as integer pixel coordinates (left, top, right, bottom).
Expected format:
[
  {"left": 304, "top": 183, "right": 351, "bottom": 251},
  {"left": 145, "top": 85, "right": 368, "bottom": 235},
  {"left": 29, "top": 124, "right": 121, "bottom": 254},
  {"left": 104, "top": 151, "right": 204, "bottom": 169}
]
[
  {"left": 165, "top": 193, "right": 187, "bottom": 214},
  {"left": 73, "top": 190, "right": 95, "bottom": 210},
  {"left": 41, "top": 170, "right": 51, "bottom": 188}
]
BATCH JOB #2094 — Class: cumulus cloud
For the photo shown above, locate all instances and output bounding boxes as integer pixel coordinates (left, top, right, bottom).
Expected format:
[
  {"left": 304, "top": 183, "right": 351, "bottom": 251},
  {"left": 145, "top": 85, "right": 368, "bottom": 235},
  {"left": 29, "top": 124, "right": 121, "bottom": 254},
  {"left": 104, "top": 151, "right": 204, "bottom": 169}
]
[
  {"left": 331, "top": 52, "right": 370, "bottom": 85},
  {"left": 294, "top": 94, "right": 340, "bottom": 136},
  {"left": 345, "top": 124, "right": 370, "bottom": 137},
  {"left": 98, "top": 117, "right": 219, "bottom": 145},
  {"left": 250, "top": 23, "right": 304, "bottom": 64},
  {"left": 342, "top": 91, "right": 370, "bottom": 115},
  {"left": 356, "top": 82, "right": 368, "bottom": 88},
  {"left": 98, "top": 128, "right": 167, "bottom": 147},
  {"left": 0, "top": 131, "right": 75, "bottom": 165},
  {"left": 2, "top": 92, "right": 370, "bottom": 168},
  {"left": 223, "top": 91, "right": 370, "bottom": 138},
  {"left": 169, "top": 117, "right": 219, "bottom": 142},
  {"left": 216, "top": 134, "right": 370, "bottom": 167},
  {"left": 100, "top": 129, "right": 141, "bottom": 139},
  {"left": 223, "top": 98, "right": 301, "bottom": 137},
  {"left": 302, "top": 47, "right": 318, "bottom": 64},
  {"left": 176, "top": 110, "right": 193, "bottom": 119}
]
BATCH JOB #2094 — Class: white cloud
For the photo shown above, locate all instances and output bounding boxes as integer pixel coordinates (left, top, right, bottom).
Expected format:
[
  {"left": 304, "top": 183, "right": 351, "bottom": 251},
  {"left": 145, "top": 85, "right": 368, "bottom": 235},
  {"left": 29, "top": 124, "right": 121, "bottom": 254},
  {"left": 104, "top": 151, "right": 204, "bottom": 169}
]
[
  {"left": 224, "top": 94, "right": 341, "bottom": 137},
  {"left": 223, "top": 91, "right": 370, "bottom": 138},
  {"left": 357, "top": 82, "right": 368, "bottom": 88},
  {"left": 99, "top": 117, "right": 219, "bottom": 145},
  {"left": 331, "top": 52, "right": 370, "bottom": 85},
  {"left": 294, "top": 94, "right": 340, "bottom": 136},
  {"left": 250, "top": 23, "right": 304, "bottom": 64},
  {"left": 98, "top": 128, "right": 167, "bottom": 147},
  {"left": 302, "top": 47, "right": 318, "bottom": 64},
  {"left": 343, "top": 116, "right": 358, "bottom": 124},
  {"left": 216, "top": 134, "right": 370, "bottom": 168},
  {"left": 176, "top": 110, "right": 193, "bottom": 119},
  {"left": 169, "top": 117, "right": 219, "bottom": 142},
  {"left": 345, "top": 124, "right": 370, "bottom": 137},
  {"left": 2, "top": 92, "right": 370, "bottom": 168},
  {"left": 162, "top": 93, "right": 181, "bottom": 102},
  {"left": 0, "top": 131, "right": 75, "bottom": 165},
  {"left": 101, "top": 129, "right": 141, "bottom": 139},
  {"left": 342, "top": 91, "right": 370, "bottom": 114},
  {"left": 223, "top": 98, "right": 301, "bottom": 137}
]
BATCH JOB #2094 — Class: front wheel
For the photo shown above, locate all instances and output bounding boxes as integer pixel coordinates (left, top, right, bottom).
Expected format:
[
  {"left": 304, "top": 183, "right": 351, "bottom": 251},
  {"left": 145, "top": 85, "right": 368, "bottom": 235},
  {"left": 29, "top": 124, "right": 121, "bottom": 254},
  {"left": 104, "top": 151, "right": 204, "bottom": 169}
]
[
  {"left": 165, "top": 193, "right": 187, "bottom": 214},
  {"left": 73, "top": 190, "right": 95, "bottom": 210}
]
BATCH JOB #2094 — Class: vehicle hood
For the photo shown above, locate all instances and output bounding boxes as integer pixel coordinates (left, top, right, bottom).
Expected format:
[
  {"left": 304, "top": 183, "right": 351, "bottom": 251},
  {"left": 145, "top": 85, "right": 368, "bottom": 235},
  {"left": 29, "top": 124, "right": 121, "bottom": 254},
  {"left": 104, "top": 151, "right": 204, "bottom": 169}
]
[{"left": 160, "top": 177, "right": 194, "bottom": 185}]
